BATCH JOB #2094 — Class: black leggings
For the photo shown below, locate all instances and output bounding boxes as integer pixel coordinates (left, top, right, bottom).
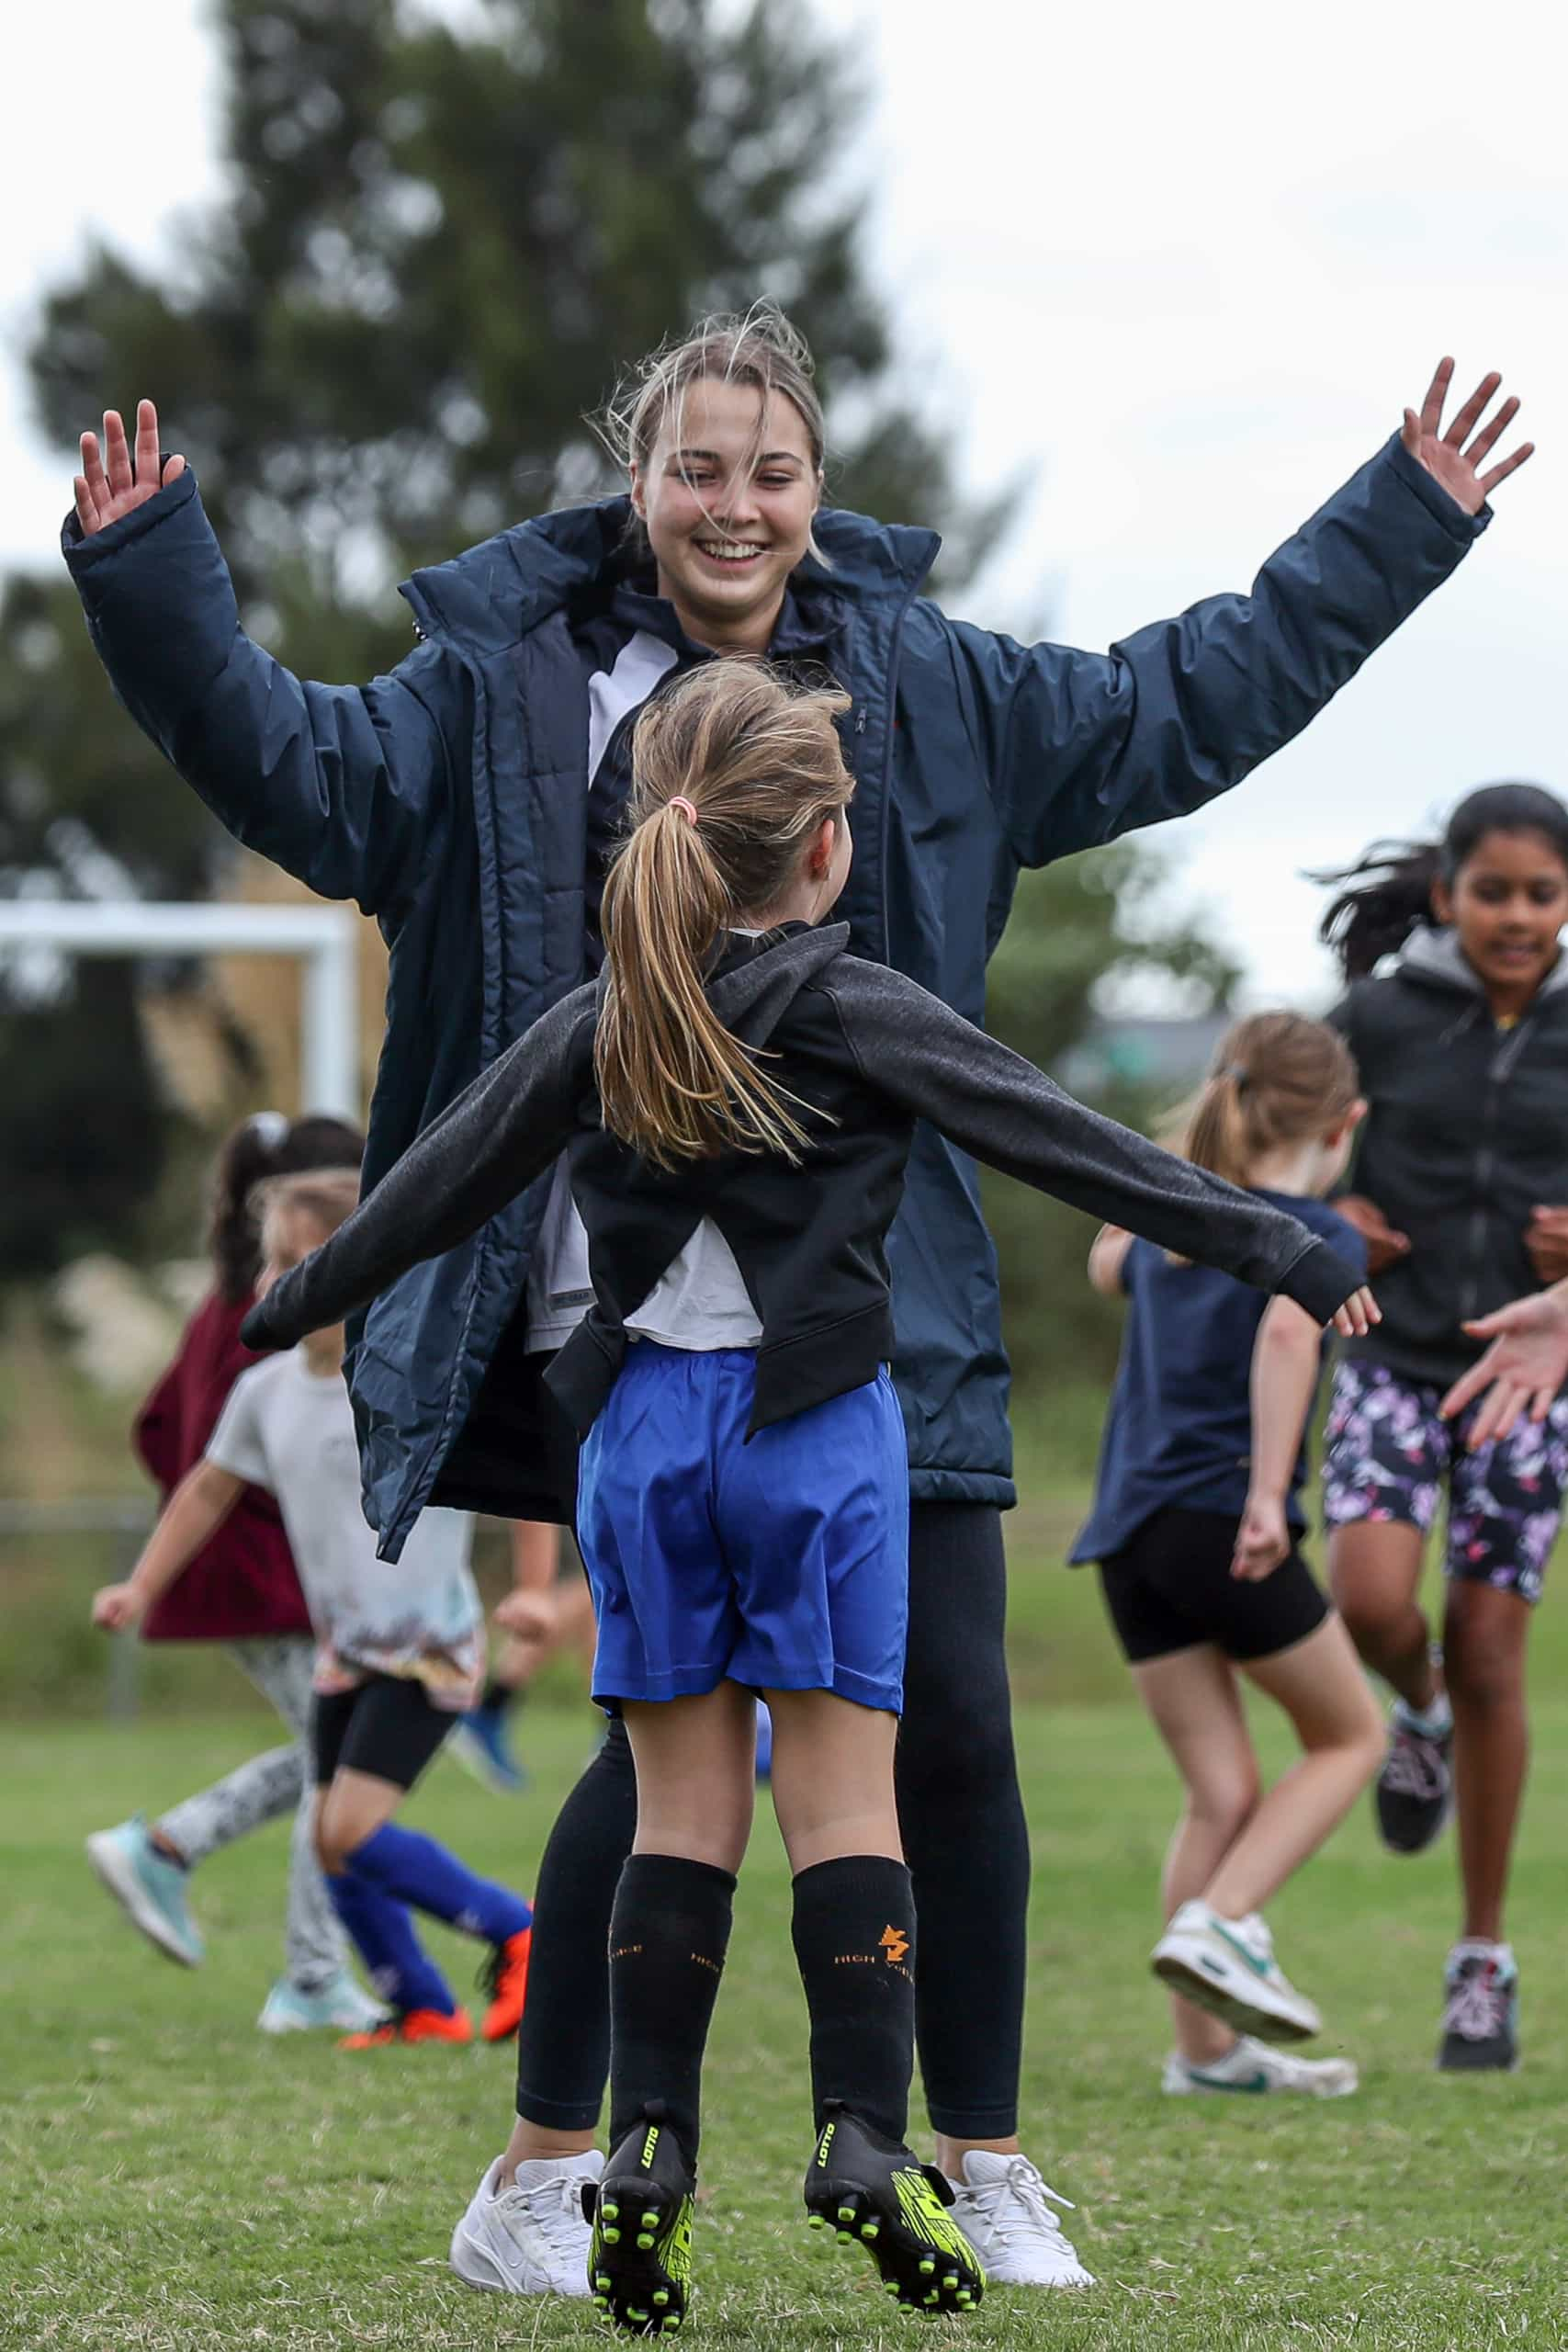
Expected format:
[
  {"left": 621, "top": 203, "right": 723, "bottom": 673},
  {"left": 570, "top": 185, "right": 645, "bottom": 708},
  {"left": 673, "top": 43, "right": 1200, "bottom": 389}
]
[{"left": 514, "top": 1501, "right": 1027, "bottom": 2140}]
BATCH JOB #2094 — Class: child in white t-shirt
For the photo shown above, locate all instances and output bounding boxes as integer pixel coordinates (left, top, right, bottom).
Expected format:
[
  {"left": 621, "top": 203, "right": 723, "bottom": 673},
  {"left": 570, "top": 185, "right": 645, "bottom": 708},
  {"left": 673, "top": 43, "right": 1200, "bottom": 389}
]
[{"left": 93, "top": 1171, "right": 533, "bottom": 2050}]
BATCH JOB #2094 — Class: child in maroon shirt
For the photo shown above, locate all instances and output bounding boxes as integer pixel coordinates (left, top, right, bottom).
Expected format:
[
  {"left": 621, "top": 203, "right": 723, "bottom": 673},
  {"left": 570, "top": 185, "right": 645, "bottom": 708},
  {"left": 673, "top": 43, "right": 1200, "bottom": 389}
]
[{"left": 85, "top": 1113, "right": 387, "bottom": 2035}]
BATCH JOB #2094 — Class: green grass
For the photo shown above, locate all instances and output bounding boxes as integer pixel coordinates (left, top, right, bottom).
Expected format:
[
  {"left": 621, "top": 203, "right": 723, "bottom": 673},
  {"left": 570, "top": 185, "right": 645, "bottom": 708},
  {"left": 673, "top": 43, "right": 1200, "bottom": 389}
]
[{"left": 5, "top": 1679, "right": 1568, "bottom": 2350}]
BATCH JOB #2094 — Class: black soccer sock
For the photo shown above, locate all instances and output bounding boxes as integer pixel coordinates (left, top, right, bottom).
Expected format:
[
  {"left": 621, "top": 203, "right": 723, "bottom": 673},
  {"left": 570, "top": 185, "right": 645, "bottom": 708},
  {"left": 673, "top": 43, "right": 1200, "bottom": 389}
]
[
  {"left": 791, "top": 1855, "right": 916, "bottom": 2144},
  {"left": 607, "top": 1853, "right": 735, "bottom": 2163},
  {"left": 480, "top": 1674, "right": 517, "bottom": 1715}
]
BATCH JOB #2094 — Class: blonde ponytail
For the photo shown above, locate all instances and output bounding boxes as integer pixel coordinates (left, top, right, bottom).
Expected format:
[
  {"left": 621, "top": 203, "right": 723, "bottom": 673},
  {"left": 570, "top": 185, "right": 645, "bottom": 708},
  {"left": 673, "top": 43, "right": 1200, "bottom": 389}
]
[
  {"left": 1168, "top": 1012, "right": 1359, "bottom": 1182},
  {"left": 1179, "top": 1063, "right": 1258, "bottom": 1187},
  {"left": 593, "top": 662, "right": 853, "bottom": 1170}
]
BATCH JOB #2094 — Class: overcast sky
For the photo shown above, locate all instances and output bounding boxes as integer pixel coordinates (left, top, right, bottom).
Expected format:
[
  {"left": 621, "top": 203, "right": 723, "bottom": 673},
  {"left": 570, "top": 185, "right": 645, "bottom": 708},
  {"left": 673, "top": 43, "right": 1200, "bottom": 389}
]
[{"left": 6, "top": 0, "right": 1563, "bottom": 1009}]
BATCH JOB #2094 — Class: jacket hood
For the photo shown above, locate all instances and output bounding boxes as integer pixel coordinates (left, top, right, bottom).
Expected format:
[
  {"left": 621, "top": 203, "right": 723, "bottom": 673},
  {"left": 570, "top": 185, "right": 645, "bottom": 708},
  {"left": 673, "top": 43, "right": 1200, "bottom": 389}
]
[
  {"left": 1396, "top": 923, "right": 1568, "bottom": 1003},
  {"left": 401, "top": 497, "right": 940, "bottom": 657},
  {"left": 704, "top": 922, "right": 849, "bottom": 1050}
]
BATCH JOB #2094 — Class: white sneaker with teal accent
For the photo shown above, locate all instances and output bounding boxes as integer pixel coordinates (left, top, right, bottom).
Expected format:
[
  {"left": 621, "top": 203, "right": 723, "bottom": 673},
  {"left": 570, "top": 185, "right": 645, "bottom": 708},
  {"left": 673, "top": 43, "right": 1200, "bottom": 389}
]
[
  {"left": 1151, "top": 1902, "right": 1321, "bottom": 2042},
  {"left": 257, "top": 1971, "right": 391, "bottom": 2035},
  {"left": 946, "top": 2151, "right": 1095, "bottom": 2288},
  {"left": 85, "top": 1816, "right": 204, "bottom": 1967},
  {"left": 1162, "top": 2035, "right": 1358, "bottom": 2098},
  {"left": 449, "top": 2151, "right": 604, "bottom": 2296}
]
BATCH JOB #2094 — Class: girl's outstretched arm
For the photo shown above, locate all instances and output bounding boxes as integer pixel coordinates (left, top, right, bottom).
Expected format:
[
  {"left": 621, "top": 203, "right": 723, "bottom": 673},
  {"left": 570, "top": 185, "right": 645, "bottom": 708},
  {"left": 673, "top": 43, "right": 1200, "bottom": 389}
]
[
  {"left": 243, "top": 984, "right": 598, "bottom": 1353},
  {"left": 829, "top": 957, "right": 1364, "bottom": 1324},
  {"left": 90, "top": 1460, "right": 246, "bottom": 1632}
]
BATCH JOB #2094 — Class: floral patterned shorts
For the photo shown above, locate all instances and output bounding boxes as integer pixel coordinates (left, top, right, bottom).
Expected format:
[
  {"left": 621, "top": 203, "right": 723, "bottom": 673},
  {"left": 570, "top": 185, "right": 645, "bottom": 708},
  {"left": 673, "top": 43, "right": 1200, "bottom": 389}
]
[{"left": 1323, "top": 1359, "right": 1568, "bottom": 1607}]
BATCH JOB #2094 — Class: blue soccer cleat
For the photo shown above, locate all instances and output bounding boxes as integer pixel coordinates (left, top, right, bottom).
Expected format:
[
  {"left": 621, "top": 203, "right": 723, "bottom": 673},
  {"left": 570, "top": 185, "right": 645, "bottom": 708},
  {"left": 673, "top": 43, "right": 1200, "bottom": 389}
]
[{"left": 450, "top": 1702, "right": 527, "bottom": 1794}]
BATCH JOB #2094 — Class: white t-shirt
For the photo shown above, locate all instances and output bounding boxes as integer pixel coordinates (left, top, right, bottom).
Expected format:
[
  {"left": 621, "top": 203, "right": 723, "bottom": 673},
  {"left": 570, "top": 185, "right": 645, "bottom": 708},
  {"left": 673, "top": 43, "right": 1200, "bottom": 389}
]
[
  {"left": 625, "top": 1219, "right": 763, "bottom": 1351},
  {"left": 524, "top": 627, "right": 761, "bottom": 1354},
  {"left": 206, "top": 1350, "right": 482, "bottom": 1707}
]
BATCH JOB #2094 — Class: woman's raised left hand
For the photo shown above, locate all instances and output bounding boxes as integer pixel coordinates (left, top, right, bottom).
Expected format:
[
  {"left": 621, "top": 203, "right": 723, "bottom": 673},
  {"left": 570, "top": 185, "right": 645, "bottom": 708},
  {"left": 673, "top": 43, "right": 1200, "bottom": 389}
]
[{"left": 1401, "top": 359, "right": 1534, "bottom": 514}]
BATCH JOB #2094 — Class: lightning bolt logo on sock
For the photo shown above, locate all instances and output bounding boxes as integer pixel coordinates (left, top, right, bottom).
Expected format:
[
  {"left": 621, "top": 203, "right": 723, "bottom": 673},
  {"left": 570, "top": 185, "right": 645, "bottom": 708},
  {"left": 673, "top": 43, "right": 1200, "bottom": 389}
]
[{"left": 880, "top": 1924, "right": 908, "bottom": 1965}]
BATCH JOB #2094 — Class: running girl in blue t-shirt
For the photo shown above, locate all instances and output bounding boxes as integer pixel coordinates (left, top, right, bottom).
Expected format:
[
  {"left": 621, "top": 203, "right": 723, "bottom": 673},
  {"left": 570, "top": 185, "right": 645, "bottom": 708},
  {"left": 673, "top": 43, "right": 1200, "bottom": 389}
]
[
  {"left": 246, "top": 663, "right": 1371, "bottom": 2329},
  {"left": 1073, "top": 1013, "right": 1384, "bottom": 2097}
]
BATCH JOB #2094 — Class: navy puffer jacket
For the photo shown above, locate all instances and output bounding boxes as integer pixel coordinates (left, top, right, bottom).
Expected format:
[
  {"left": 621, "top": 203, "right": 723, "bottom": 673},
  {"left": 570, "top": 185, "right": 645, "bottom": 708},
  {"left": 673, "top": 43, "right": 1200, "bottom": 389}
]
[{"left": 63, "top": 437, "right": 1484, "bottom": 1552}]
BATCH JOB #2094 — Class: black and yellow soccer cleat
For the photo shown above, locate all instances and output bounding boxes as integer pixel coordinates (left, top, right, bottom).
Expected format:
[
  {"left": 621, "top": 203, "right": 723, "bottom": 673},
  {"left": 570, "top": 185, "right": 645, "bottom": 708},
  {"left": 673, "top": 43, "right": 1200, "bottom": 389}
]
[
  {"left": 804, "top": 2102, "right": 984, "bottom": 2316},
  {"left": 584, "top": 2105, "right": 696, "bottom": 2336}
]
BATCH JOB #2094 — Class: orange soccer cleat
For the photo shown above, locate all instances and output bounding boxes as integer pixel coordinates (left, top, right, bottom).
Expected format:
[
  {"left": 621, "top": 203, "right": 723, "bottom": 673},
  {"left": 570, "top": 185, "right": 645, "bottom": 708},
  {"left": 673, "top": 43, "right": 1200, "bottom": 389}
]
[
  {"left": 480, "top": 1927, "right": 532, "bottom": 2042},
  {"left": 339, "top": 2005, "right": 474, "bottom": 2050}
]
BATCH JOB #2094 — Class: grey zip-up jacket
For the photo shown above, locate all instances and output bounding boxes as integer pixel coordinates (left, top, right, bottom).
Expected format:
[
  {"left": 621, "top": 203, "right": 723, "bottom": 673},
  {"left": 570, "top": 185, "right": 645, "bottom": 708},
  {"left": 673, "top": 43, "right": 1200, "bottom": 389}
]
[
  {"left": 1334, "top": 928, "right": 1568, "bottom": 1387},
  {"left": 245, "top": 924, "right": 1362, "bottom": 1551}
]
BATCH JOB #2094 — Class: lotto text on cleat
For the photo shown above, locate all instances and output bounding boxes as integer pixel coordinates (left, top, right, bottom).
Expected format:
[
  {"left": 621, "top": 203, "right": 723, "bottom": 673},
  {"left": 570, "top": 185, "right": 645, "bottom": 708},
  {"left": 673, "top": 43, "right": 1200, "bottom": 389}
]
[
  {"left": 587, "top": 2112, "right": 696, "bottom": 2335},
  {"left": 803, "top": 2102, "right": 983, "bottom": 2315}
]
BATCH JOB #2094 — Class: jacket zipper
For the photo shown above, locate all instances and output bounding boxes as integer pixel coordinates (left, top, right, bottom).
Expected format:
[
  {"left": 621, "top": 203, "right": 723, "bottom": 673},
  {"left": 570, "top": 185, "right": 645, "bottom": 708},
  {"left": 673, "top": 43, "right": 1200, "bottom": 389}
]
[
  {"left": 874, "top": 587, "right": 920, "bottom": 967},
  {"left": 1461, "top": 1013, "right": 1536, "bottom": 1324}
]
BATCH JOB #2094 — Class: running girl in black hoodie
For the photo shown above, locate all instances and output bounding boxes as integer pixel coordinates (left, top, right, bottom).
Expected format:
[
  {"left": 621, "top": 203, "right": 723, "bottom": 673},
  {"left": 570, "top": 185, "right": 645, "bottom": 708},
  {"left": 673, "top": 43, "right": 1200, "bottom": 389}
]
[
  {"left": 248, "top": 659, "right": 1369, "bottom": 2332},
  {"left": 1318, "top": 784, "right": 1568, "bottom": 2073}
]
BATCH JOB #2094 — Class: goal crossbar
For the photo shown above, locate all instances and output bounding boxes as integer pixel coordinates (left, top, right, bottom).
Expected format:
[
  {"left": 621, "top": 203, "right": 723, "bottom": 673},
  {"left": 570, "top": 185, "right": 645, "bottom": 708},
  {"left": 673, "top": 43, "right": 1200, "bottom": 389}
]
[{"left": 0, "top": 900, "right": 359, "bottom": 1114}]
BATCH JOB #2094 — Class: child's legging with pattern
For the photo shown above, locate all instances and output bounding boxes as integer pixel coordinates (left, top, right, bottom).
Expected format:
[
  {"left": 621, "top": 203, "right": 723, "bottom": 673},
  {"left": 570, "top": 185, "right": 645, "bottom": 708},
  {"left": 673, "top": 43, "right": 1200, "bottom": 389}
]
[{"left": 154, "top": 1634, "right": 347, "bottom": 1994}]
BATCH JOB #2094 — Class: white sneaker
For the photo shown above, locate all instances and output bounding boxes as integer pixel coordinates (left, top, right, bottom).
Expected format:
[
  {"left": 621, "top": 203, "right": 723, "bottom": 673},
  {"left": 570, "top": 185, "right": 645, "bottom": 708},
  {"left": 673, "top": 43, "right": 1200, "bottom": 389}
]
[
  {"left": 946, "top": 2150, "right": 1095, "bottom": 2288},
  {"left": 1151, "top": 1902, "right": 1321, "bottom": 2043},
  {"left": 449, "top": 2151, "right": 604, "bottom": 2296},
  {"left": 257, "top": 1971, "right": 391, "bottom": 2035},
  {"left": 1162, "top": 2035, "right": 1358, "bottom": 2098},
  {"left": 86, "top": 1817, "right": 205, "bottom": 1967}
]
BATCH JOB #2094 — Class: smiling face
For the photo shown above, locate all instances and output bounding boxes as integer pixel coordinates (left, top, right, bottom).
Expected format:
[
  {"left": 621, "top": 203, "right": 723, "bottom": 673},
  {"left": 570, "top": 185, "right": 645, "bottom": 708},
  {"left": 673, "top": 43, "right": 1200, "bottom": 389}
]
[
  {"left": 1433, "top": 826, "right": 1568, "bottom": 1012},
  {"left": 630, "top": 376, "right": 821, "bottom": 656}
]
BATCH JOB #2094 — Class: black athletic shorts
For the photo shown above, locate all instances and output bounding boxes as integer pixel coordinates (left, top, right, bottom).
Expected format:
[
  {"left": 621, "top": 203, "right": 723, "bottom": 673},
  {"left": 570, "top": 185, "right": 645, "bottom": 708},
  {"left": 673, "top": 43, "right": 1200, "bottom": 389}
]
[
  {"left": 312, "top": 1674, "right": 455, "bottom": 1790},
  {"left": 1097, "top": 1506, "right": 1329, "bottom": 1665}
]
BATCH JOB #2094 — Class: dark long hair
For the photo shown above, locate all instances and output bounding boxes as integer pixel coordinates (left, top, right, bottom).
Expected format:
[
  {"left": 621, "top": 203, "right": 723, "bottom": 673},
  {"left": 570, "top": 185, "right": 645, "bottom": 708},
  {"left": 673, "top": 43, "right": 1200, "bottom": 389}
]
[
  {"left": 1314, "top": 784, "right": 1568, "bottom": 981},
  {"left": 209, "top": 1112, "right": 364, "bottom": 1301}
]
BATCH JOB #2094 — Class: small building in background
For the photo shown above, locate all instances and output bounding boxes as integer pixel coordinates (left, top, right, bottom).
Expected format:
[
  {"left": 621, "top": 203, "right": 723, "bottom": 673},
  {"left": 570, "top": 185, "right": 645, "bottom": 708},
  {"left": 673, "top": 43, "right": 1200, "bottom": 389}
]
[{"left": 1058, "top": 1011, "right": 1230, "bottom": 1102}]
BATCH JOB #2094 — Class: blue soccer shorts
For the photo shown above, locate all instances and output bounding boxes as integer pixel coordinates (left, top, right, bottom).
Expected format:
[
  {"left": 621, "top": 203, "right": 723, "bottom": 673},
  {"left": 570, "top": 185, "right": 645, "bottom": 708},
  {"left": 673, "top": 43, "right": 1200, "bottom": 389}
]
[{"left": 576, "top": 1343, "right": 909, "bottom": 1713}]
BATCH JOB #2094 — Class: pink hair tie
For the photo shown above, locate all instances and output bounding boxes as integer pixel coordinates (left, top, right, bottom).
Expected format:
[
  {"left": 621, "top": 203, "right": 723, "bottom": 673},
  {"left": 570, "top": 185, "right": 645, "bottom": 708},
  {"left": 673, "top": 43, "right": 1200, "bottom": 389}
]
[{"left": 669, "top": 796, "right": 699, "bottom": 826}]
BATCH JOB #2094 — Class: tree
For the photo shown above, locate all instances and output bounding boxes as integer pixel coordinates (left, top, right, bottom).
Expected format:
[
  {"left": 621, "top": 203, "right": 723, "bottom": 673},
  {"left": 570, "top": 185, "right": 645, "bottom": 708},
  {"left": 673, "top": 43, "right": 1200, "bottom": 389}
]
[{"left": 1, "top": 0, "right": 1003, "bottom": 1267}]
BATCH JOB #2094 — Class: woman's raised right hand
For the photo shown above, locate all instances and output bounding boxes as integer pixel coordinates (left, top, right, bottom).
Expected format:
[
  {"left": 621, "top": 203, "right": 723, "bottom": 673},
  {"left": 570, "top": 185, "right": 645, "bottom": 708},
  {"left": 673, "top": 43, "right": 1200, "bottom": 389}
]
[{"left": 73, "top": 400, "right": 185, "bottom": 537}]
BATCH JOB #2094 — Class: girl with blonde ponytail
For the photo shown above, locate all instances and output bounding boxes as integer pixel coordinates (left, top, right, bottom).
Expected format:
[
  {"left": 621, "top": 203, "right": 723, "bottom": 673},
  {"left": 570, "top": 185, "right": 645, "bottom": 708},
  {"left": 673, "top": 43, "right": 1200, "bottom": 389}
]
[
  {"left": 244, "top": 657, "right": 1371, "bottom": 2326},
  {"left": 1075, "top": 1012, "right": 1384, "bottom": 2097}
]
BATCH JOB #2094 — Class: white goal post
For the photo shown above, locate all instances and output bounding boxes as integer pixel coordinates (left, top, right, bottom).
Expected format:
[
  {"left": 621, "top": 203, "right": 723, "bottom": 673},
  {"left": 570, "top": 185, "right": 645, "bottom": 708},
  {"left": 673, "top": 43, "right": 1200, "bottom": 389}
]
[{"left": 0, "top": 900, "right": 360, "bottom": 1114}]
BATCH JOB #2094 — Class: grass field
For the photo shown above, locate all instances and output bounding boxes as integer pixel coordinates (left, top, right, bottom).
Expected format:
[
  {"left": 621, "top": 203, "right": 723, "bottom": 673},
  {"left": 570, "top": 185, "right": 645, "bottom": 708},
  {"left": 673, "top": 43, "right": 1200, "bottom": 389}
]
[{"left": 5, "top": 1574, "right": 1568, "bottom": 2352}]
